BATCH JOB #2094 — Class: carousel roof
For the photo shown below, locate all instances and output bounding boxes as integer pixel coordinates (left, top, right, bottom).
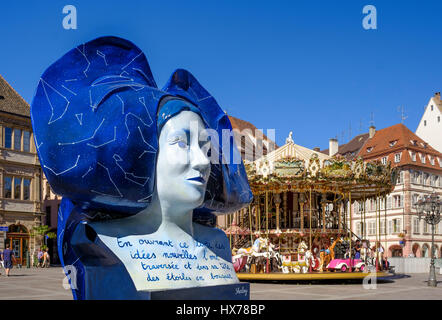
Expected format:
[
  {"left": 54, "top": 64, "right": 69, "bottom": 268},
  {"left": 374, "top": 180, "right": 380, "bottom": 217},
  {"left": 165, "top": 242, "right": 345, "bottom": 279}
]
[{"left": 245, "top": 133, "right": 398, "bottom": 200}]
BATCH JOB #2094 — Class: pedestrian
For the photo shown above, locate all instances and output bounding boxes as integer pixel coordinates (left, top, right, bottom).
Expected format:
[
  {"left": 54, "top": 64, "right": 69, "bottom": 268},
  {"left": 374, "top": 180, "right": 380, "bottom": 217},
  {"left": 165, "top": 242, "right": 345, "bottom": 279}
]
[
  {"left": 1, "top": 244, "right": 16, "bottom": 277},
  {"left": 37, "top": 247, "right": 44, "bottom": 268},
  {"left": 43, "top": 248, "right": 50, "bottom": 268}
]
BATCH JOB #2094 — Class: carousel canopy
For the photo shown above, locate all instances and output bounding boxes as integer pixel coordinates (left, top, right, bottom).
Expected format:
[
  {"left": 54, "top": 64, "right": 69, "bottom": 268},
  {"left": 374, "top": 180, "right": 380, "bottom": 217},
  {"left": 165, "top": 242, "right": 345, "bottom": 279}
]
[{"left": 246, "top": 133, "right": 397, "bottom": 201}]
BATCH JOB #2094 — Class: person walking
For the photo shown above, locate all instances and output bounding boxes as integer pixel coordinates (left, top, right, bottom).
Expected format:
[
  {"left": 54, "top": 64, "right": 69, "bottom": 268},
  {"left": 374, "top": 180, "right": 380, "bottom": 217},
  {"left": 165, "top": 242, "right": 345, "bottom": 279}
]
[
  {"left": 43, "top": 248, "right": 50, "bottom": 268},
  {"left": 37, "top": 248, "right": 44, "bottom": 268},
  {"left": 1, "top": 244, "right": 16, "bottom": 277}
]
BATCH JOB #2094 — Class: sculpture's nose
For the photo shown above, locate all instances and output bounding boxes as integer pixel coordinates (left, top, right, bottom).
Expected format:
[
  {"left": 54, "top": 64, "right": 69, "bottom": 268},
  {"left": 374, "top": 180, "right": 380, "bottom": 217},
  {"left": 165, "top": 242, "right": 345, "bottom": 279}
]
[{"left": 190, "top": 143, "right": 210, "bottom": 174}]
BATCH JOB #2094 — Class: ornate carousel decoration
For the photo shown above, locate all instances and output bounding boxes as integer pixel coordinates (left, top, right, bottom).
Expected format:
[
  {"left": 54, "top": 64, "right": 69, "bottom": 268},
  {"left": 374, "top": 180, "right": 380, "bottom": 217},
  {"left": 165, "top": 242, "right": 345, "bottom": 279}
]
[{"left": 226, "top": 133, "right": 397, "bottom": 277}]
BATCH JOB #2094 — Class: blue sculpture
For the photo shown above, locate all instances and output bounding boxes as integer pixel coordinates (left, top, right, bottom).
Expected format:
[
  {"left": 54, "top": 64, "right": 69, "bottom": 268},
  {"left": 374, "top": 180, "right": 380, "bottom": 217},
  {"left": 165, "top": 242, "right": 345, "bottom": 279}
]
[{"left": 31, "top": 36, "right": 252, "bottom": 299}]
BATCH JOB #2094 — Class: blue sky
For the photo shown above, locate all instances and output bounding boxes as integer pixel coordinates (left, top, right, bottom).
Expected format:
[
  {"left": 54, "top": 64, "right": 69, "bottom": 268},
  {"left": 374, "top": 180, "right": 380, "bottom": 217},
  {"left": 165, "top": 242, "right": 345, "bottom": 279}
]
[{"left": 1, "top": 0, "right": 441, "bottom": 149}]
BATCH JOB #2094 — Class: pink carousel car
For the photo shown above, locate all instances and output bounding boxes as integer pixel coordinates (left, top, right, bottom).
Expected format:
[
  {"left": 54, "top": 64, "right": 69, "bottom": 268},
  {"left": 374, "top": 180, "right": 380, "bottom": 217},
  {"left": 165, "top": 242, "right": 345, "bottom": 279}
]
[{"left": 326, "top": 258, "right": 366, "bottom": 272}]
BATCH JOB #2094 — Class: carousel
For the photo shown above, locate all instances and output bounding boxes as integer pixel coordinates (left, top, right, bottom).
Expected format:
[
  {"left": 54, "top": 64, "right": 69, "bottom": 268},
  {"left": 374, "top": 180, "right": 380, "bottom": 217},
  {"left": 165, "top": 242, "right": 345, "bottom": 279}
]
[{"left": 224, "top": 133, "right": 397, "bottom": 280}]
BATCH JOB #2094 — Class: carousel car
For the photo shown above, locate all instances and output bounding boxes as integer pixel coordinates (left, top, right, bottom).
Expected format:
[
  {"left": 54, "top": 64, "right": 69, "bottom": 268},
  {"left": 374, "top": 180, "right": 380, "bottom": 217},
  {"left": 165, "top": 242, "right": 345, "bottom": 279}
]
[{"left": 326, "top": 258, "right": 366, "bottom": 272}]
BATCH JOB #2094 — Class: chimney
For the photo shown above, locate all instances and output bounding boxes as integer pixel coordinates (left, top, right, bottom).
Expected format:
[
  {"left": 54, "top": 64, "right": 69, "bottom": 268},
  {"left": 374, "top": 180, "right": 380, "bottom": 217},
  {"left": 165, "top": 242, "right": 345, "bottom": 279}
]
[
  {"left": 435, "top": 92, "right": 441, "bottom": 101},
  {"left": 329, "top": 138, "right": 338, "bottom": 156},
  {"left": 369, "top": 125, "right": 376, "bottom": 139},
  {"left": 313, "top": 147, "right": 320, "bottom": 152}
]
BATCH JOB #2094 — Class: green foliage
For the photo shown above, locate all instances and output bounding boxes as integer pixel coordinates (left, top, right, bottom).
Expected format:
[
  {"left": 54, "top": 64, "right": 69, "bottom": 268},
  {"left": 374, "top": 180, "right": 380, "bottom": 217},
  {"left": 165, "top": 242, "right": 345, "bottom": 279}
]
[{"left": 30, "top": 225, "right": 57, "bottom": 239}]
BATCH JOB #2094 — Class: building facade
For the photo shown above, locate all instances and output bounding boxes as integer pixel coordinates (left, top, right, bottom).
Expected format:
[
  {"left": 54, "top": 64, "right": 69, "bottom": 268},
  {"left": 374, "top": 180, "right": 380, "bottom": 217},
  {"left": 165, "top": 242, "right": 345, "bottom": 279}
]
[
  {"left": 355, "top": 123, "right": 442, "bottom": 258},
  {"left": 0, "top": 75, "right": 44, "bottom": 265},
  {"left": 415, "top": 92, "right": 442, "bottom": 153}
]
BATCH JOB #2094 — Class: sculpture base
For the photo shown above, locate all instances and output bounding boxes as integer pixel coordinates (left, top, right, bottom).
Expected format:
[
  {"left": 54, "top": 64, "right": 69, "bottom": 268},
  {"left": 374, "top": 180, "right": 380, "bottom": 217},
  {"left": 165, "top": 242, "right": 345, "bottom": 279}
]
[{"left": 147, "top": 282, "right": 250, "bottom": 300}]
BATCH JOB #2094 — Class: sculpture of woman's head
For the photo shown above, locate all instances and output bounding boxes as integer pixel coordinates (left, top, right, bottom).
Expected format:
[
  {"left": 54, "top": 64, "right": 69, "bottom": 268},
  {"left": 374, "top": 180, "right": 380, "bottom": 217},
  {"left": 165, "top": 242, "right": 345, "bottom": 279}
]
[{"left": 30, "top": 36, "right": 252, "bottom": 299}]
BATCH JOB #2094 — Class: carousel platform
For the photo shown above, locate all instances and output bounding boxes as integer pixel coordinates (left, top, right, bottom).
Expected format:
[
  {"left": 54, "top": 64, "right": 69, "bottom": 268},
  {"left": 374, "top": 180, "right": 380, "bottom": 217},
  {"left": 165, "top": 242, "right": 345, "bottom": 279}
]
[{"left": 237, "top": 271, "right": 391, "bottom": 281}]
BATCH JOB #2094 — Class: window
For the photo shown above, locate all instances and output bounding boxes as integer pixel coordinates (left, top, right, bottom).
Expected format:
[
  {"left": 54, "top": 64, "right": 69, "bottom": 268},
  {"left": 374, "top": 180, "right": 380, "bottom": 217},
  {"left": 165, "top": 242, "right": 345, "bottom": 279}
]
[
  {"left": 397, "top": 171, "right": 404, "bottom": 184},
  {"left": 389, "top": 140, "right": 398, "bottom": 147},
  {"left": 438, "top": 116, "right": 440, "bottom": 123},
  {"left": 411, "top": 152, "right": 416, "bottom": 162},
  {"left": 13, "top": 129, "right": 21, "bottom": 150},
  {"left": 23, "top": 131, "right": 30, "bottom": 152},
  {"left": 386, "top": 196, "right": 392, "bottom": 209},
  {"left": 366, "top": 147, "right": 373, "bottom": 153},
  {"left": 413, "top": 218, "right": 420, "bottom": 234},
  {"left": 431, "top": 105, "right": 434, "bottom": 111},
  {"left": 4, "top": 176, "right": 12, "bottom": 198},
  {"left": 4, "top": 127, "right": 12, "bottom": 148},
  {"left": 391, "top": 218, "right": 402, "bottom": 233},
  {"left": 393, "top": 195, "right": 403, "bottom": 208},
  {"left": 3, "top": 176, "right": 31, "bottom": 200},
  {"left": 424, "top": 120, "right": 427, "bottom": 126},
  {"left": 394, "top": 153, "right": 401, "bottom": 163},
  {"left": 421, "top": 154, "right": 426, "bottom": 164},
  {"left": 430, "top": 156, "right": 435, "bottom": 165},
  {"left": 424, "top": 221, "right": 429, "bottom": 234},
  {"left": 423, "top": 173, "right": 429, "bottom": 186},
  {"left": 13, "top": 177, "right": 21, "bottom": 199},
  {"left": 412, "top": 194, "right": 419, "bottom": 207},
  {"left": 23, "top": 178, "right": 31, "bottom": 200},
  {"left": 380, "top": 219, "right": 386, "bottom": 235},
  {"left": 381, "top": 156, "right": 387, "bottom": 165}
]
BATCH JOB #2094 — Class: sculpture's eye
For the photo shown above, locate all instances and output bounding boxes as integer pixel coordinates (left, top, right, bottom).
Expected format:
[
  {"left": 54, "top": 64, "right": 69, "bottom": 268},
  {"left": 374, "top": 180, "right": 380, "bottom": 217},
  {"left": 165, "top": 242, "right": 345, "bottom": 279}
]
[
  {"left": 169, "top": 135, "right": 188, "bottom": 149},
  {"left": 177, "top": 140, "right": 188, "bottom": 149}
]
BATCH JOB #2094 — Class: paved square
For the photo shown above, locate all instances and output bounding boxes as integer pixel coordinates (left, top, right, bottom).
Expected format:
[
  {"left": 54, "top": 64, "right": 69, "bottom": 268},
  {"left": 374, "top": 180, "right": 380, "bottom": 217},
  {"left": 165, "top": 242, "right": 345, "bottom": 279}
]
[{"left": 0, "top": 267, "right": 441, "bottom": 300}]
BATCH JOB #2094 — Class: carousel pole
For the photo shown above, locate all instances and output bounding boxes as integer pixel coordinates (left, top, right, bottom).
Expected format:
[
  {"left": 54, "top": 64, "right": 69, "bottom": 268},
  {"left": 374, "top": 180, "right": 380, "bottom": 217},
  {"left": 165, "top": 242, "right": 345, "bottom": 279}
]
[
  {"left": 309, "top": 188, "right": 312, "bottom": 250},
  {"left": 378, "top": 192, "right": 382, "bottom": 270},
  {"left": 299, "top": 192, "right": 305, "bottom": 232},
  {"left": 283, "top": 192, "right": 287, "bottom": 229},
  {"left": 257, "top": 195, "right": 261, "bottom": 232},
  {"left": 375, "top": 194, "right": 379, "bottom": 271},
  {"left": 321, "top": 194, "right": 326, "bottom": 233},
  {"left": 265, "top": 191, "right": 269, "bottom": 234},
  {"left": 309, "top": 188, "right": 313, "bottom": 273},
  {"left": 265, "top": 191, "right": 269, "bottom": 273},
  {"left": 362, "top": 194, "right": 366, "bottom": 240},
  {"left": 338, "top": 200, "right": 342, "bottom": 233},
  {"left": 349, "top": 192, "right": 352, "bottom": 272},
  {"left": 384, "top": 196, "right": 387, "bottom": 261}
]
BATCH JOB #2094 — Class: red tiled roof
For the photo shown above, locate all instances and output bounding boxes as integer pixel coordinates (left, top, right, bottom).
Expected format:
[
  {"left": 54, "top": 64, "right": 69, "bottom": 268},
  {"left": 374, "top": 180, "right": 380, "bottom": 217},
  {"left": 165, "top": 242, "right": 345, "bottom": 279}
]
[{"left": 357, "top": 123, "right": 442, "bottom": 170}]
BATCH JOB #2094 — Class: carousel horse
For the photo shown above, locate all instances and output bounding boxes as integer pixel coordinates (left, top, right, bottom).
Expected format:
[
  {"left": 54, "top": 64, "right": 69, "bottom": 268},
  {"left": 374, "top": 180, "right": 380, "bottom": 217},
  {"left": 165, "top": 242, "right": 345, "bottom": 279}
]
[{"left": 234, "top": 236, "right": 282, "bottom": 273}]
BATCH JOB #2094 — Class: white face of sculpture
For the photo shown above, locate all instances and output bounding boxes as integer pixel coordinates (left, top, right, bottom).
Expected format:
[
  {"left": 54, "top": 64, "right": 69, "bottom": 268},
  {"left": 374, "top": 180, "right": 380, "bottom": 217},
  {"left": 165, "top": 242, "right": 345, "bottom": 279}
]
[{"left": 156, "top": 110, "right": 211, "bottom": 215}]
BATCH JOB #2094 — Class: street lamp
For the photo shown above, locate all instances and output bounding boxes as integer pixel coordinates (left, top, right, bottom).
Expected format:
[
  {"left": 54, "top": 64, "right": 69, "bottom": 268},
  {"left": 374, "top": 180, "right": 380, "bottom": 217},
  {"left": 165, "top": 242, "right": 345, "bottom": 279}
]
[{"left": 414, "top": 193, "right": 442, "bottom": 287}]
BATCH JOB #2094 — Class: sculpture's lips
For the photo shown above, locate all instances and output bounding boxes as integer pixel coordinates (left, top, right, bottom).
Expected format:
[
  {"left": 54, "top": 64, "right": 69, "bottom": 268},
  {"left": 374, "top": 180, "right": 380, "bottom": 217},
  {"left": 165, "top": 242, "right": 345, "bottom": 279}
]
[{"left": 187, "top": 176, "right": 205, "bottom": 184}]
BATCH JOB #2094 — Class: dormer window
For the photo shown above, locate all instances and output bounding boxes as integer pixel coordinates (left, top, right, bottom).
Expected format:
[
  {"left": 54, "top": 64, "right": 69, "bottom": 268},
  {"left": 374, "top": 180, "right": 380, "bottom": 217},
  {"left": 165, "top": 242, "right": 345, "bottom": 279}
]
[
  {"left": 410, "top": 140, "right": 417, "bottom": 146},
  {"left": 366, "top": 147, "right": 373, "bottom": 153},
  {"left": 430, "top": 156, "right": 435, "bottom": 165},
  {"left": 389, "top": 140, "right": 398, "bottom": 147}
]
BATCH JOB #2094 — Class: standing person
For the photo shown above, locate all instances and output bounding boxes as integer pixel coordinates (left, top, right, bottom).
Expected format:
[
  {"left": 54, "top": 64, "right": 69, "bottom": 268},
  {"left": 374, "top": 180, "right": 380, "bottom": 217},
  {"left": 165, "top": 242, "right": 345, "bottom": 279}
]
[
  {"left": 43, "top": 248, "right": 50, "bottom": 268},
  {"left": 1, "top": 244, "right": 16, "bottom": 277},
  {"left": 37, "top": 248, "right": 44, "bottom": 268}
]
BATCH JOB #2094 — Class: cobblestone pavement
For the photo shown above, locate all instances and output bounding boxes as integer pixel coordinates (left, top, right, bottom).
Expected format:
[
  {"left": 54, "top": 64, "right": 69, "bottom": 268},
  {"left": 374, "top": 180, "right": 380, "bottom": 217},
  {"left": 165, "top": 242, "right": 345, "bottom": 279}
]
[{"left": 0, "top": 267, "right": 441, "bottom": 300}]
